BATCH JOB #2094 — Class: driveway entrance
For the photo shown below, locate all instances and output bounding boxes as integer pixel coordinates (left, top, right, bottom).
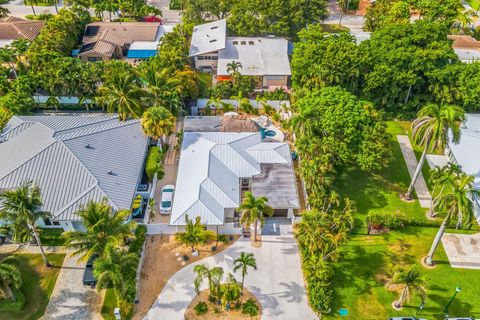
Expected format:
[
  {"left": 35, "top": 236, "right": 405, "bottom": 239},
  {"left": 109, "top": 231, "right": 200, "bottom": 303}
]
[{"left": 262, "top": 217, "right": 293, "bottom": 236}]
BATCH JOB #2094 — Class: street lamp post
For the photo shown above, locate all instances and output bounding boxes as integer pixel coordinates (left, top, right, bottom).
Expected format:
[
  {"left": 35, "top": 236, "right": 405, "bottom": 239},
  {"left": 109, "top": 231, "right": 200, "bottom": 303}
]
[{"left": 444, "top": 287, "right": 462, "bottom": 317}]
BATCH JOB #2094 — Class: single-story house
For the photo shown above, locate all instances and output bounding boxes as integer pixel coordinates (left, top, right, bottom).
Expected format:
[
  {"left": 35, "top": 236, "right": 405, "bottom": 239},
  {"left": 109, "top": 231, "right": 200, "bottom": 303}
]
[
  {"left": 0, "top": 115, "right": 151, "bottom": 231},
  {"left": 169, "top": 116, "right": 299, "bottom": 233},
  {"left": 0, "top": 16, "right": 44, "bottom": 48},
  {"left": 188, "top": 19, "right": 291, "bottom": 90},
  {"left": 447, "top": 35, "right": 480, "bottom": 63},
  {"left": 445, "top": 113, "right": 480, "bottom": 223},
  {"left": 76, "top": 22, "right": 173, "bottom": 61}
]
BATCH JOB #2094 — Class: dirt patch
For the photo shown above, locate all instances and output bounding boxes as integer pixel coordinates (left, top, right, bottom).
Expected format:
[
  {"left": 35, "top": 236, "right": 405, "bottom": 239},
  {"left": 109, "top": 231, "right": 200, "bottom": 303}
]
[
  {"left": 133, "top": 235, "right": 239, "bottom": 320},
  {"left": 184, "top": 288, "right": 261, "bottom": 320}
]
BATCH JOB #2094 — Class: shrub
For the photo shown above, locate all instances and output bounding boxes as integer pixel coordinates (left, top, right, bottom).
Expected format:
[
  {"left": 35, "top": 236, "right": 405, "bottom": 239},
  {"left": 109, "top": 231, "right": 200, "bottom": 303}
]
[
  {"left": 119, "top": 300, "right": 133, "bottom": 319},
  {"left": 241, "top": 299, "right": 259, "bottom": 316},
  {"left": 262, "top": 104, "right": 275, "bottom": 116},
  {"left": 0, "top": 288, "right": 26, "bottom": 312},
  {"left": 366, "top": 212, "right": 407, "bottom": 231},
  {"left": 194, "top": 301, "right": 208, "bottom": 315},
  {"left": 145, "top": 146, "right": 165, "bottom": 181},
  {"left": 128, "top": 225, "right": 147, "bottom": 255},
  {"left": 261, "top": 88, "right": 290, "bottom": 100},
  {"left": 306, "top": 279, "right": 332, "bottom": 313}
]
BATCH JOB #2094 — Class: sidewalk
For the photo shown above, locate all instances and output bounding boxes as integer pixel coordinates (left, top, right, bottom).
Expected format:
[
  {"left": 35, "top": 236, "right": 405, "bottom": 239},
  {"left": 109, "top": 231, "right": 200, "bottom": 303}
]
[
  {"left": 396, "top": 135, "right": 431, "bottom": 208},
  {"left": 0, "top": 243, "right": 65, "bottom": 254}
]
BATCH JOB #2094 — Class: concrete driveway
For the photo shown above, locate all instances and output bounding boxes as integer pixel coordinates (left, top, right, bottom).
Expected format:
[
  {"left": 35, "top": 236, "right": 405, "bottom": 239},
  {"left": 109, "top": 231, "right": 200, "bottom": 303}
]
[
  {"left": 144, "top": 228, "right": 317, "bottom": 320},
  {"left": 442, "top": 232, "right": 480, "bottom": 269}
]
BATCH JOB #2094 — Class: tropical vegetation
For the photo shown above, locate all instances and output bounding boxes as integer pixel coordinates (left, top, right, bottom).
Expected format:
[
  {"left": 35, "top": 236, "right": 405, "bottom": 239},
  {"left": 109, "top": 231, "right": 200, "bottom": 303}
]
[
  {"left": 175, "top": 216, "right": 216, "bottom": 255},
  {"left": 238, "top": 192, "right": 273, "bottom": 244}
]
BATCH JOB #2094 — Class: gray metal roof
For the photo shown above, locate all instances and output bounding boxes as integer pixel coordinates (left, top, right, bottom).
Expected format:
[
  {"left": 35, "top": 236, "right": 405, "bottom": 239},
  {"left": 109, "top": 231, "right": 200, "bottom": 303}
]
[
  {"left": 0, "top": 115, "right": 148, "bottom": 221},
  {"left": 189, "top": 19, "right": 227, "bottom": 57}
]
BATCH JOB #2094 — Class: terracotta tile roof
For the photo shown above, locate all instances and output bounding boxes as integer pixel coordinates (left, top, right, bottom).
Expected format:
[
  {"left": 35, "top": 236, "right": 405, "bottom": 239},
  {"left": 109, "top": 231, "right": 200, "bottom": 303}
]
[
  {"left": 448, "top": 35, "right": 480, "bottom": 49},
  {"left": 0, "top": 18, "right": 44, "bottom": 41}
]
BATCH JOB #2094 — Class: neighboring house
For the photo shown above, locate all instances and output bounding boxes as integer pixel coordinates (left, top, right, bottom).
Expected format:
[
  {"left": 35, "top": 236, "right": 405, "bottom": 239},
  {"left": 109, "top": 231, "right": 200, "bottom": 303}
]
[
  {"left": 188, "top": 19, "right": 291, "bottom": 90},
  {"left": 445, "top": 114, "right": 480, "bottom": 223},
  {"left": 448, "top": 35, "right": 480, "bottom": 63},
  {"left": 0, "top": 16, "right": 44, "bottom": 48},
  {"left": 169, "top": 116, "right": 299, "bottom": 234},
  {"left": 76, "top": 22, "right": 173, "bottom": 62},
  {"left": 0, "top": 115, "right": 151, "bottom": 231}
]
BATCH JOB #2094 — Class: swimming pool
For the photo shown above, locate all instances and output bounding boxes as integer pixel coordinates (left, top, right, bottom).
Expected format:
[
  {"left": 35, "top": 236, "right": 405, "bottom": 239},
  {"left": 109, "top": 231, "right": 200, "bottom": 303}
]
[{"left": 265, "top": 130, "right": 276, "bottom": 137}]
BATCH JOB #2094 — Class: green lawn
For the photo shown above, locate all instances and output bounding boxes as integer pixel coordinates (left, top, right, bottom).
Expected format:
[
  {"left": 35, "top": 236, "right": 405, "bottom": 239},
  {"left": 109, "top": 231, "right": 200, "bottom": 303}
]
[
  {"left": 101, "top": 288, "right": 117, "bottom": 320},
  {"left": 326, "top": 227, "right": 480, "bottom": 319},
  {"left": 39, "top": 228, "right": 65, "bottom": 246},
  {"left": 198, "top": 72, "right": 213, "bottom": 98},
  {"left": 0, "top": 253, "right": 65, "bottom": 320},
  {"left": 326, "top": 120, "right": 480, "bottom": 318}
]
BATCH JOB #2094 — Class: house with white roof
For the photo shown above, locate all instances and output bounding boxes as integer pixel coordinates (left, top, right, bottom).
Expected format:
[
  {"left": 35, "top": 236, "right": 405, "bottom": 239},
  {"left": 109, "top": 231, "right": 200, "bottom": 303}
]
[
  {"left": 0, "top": 115, "right": 152, "bottom": 231},
  {"left": 445, "top": 114, "right": 480, "bottom": 223},
  {"left": 169, "top": 116, "right": 299, "bottom": 233},
  {"left": 188, "top": 19, "right": 291, "bottom": 91}
]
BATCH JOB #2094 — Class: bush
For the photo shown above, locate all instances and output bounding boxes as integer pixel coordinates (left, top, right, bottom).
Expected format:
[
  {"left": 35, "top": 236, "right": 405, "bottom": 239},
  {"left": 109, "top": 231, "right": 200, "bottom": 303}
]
[
  {"left": 169, "top": 0, "right": 182, "bottom": 9},
  {"left": 241, "top": 299, "right": 259, "bottom": 316},
  {"left": 366, "top": 212, "right": 407, "bottom": 231},
  {"left": 119, "top": 300, "right": 133, "bottom": 319},
  {"left": 145, "top": 146, "right": 165, "bottom": 181},
  {"left": 128, "top": 225, "right": 147, "bottom": 254},
  {"left": 261, "top": 88, "right": 290, "bottom": 100},
  {"left": 0, "top": 288, "right": 26, "bottom": 312},
  {"left": 194, "top": 301, "right": 208, "bottom": 315},
  {"left": 306, "top": 279, "right": 332, "bottom": 313}
]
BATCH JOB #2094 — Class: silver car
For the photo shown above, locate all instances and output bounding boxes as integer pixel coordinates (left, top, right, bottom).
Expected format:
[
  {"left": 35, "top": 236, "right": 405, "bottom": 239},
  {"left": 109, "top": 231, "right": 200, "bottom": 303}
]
[{"left": 160, "top": 185, "right": 175, "bottom": 214}]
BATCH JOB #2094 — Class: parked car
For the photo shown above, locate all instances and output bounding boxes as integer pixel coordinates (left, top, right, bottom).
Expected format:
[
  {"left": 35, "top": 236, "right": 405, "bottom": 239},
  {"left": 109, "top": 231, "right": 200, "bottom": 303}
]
[
  {"left": 82, "top": 256, "right": 97, "bottom": 286},
  {"left": 160, "top": 185, "right": 175, "bottom": 214}
]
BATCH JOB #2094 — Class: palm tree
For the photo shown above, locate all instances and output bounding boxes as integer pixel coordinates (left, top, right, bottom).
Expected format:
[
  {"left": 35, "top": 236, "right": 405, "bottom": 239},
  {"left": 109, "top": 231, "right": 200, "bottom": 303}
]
[
  {"left": 0, "top": 181, "right": 51, "bottom": 267},
  {"left": 193, "top": 264, "right": 224, "bottom": 299},
  {"left": 233, "top": 252, "right": 256, "bottom": 294},
  {"left": 46, "top": 96, "right": 61, "bottom": 111},
  {"left": 63, "top": 200, "right": 137, "bottom": 262},
  {"left": 219, "top": 273, "right": 241, "bottom": 307},
  {"left": 141, "top": 107, "right": 176, "bottom": 145},
  {"left": 0, "top": 47, "right": 17, "bottom": 79},
  {"left": 427, "top": 163, "right": 461, "bottom": 217},
  {"left": 239, "top": 192, "right": 273, "bottom": 244},
  {"left": 0, "top": 6, "right": 10, "bottom": 18},
  {"left": 93, "top": 245, "right": 138, "bottom": 301},
  {"left": 405, "top": 104, "right": 465, "bottom": 199},
  {"left": 226, "top": 61, "right": 242, "bottom": 77},
  {"left": 0, "top": 257, "right": 22, "bottom": 302},
  {"left": 386, "top": 265, "right": 426, "bottom": 308},
  {"left": 425, "top": 172, "right": 480, "bottom": 265},
  {"left": 98, "top": 72, "right": 144, "bottom": 121},
  {"left": 207, "top": 96, "right": 222, "bottom": 115},
  {"left": 175, "top": 215, "right": 216, "bottom": 256}
]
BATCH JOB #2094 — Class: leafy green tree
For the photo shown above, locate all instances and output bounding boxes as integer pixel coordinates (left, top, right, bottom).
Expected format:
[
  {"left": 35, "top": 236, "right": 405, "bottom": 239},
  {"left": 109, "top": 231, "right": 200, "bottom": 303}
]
[
  {"left": 425, "top": 172, "right": 480, "bottom": 265},
  {"left": 0, "top": 257, "right": 22, "bottom": 302},
  {"left": 63, "top": 200, "right": 137, "bottom": 262},
  {"left": 193, "top": 264, "right": 224, "bottom": 299},
  {"left": 405, "top": 103, "right": 465, "bottom": 199},
  {"left": 414, "top": 0, "right": 460, "bottom": 23},
  {"left": 141, "top": 107, "right": 176, "bottom": 145},
  {"left": 175, "top": 216, "right": 216, "bottom": 254},
  {"left": 386, "top": 265, "right": 426, "bottom": 308},
  {"left": 218, "top": 273, "right": 241, "bottom": 307},
  {"left": 364, "top": 0, "right": 411, "bottom": 31},
  {"left": 292, "top": 26, "right": 360, "bottom": 91},
  {"left": 93, "top": 245, "right": 138, "bottom": 301},
  {"left": 0, "top": 181, "right": 52, "bottom": 267},
  {"left": 233, "top": 252, "right": 257, "bottom": 294},
  {"left": 239, "top": 192, "right": 273, "bottom": 244},
  {"left": 0, "top": 6, "right": 10, "bottom": 18}
]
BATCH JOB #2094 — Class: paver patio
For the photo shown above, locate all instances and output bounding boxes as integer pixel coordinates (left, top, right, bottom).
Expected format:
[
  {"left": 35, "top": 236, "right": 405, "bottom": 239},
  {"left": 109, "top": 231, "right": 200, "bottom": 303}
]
[
  {"left": 441, "top": 232, "right": 480, "bottom": 269},
  {"left": 144, "top": 221, "right": 317, "bottom": 320}
]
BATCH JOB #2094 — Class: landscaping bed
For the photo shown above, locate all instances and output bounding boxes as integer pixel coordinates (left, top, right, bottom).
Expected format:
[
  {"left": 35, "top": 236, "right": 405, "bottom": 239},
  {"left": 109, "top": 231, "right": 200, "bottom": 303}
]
[
  {"left": 184, "top": 288, "right": 261, "bottom": 320},
  {"left": 133, "top": 235, "right": 239, "bottom": 319},
  {"left": 0, "top": 253, "right": 65, "bottom": 320}
]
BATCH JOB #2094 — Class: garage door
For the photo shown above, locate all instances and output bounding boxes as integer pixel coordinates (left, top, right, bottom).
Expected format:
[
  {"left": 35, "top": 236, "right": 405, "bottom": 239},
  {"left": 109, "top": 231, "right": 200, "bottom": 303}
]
[{"left": 273, "top": 209, "right": 288, "bottom": 217}]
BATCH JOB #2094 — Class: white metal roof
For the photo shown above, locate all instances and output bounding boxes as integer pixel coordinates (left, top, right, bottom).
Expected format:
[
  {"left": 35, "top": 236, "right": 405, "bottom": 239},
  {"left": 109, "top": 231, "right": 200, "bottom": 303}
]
[
  {"left": 0, "top": 115, "right": 148, "bottom": 221},
  {"left": 189, "top": 19, "right": 227, "bottom": 56},
  {"left": 453, "top": 48, "right": 480, "bottom": 63},
  {"left": 217, "top": 37, "right": 291, "bottom": 76},
  {"left": 170, "top": 132, "right": 293, "bottom": 226}
]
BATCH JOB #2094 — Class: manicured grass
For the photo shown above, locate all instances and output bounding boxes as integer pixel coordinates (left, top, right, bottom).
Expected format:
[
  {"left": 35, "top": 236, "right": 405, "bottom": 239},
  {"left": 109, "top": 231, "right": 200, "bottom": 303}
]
[
  {"left": 101, "top": 288, "right": 118, "bottom": 320},
  {"left": 319, "top": 24, "right": 350, "bottom": 33},
  {"left": 0, "top": 253, "right": 65, "bottom": 320},
  {"left": 326, "top": 227, "right": 480, "bottom": 319},
  {"left": 198, "top": 72, "right": 213, "bottom": 98},
  {"left": 39, "top": 228, "right": 65, "bottom": 246},
  {"left": 334, "top": 121, "right": 433, "bottom": 232}
]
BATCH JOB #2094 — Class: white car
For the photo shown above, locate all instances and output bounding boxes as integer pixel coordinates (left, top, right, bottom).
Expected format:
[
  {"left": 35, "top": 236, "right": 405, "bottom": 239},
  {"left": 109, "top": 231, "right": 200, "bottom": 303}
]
[{"left": 160, "top": 185, "right": 175, "bottom": 214}]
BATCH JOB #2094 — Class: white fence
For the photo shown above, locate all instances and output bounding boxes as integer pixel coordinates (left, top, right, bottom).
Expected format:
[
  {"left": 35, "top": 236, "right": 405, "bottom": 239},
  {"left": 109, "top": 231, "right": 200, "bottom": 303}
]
[{"left": 147, "top": 223, "right": 178, "bottom": 235}]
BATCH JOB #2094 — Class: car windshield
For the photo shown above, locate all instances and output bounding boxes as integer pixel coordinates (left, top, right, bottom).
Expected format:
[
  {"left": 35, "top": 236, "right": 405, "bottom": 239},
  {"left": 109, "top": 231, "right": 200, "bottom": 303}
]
[
  {"left": 161, "top": 201, "right": 172, "bottom": 208},
  {"left": 163, "top": 189, "right": 174, "bottom": 193}
]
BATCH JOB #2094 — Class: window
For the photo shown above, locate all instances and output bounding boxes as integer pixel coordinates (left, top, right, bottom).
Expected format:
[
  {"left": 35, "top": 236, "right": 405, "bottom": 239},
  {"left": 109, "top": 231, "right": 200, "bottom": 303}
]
[
  {"left": 233, "top": 41, "right": 238, "bottom": 45},
  {"left": 211, "top": 56, "right": 218, "bottom": 60},
  {"left": 248, "top": 41, "right": 254, "bottom": 45},
  {"left": 209, "top": 39, "right": 217, "bottom": 43},
  {"left": 241, "top": 41, "right": 246, "bottom": 45},
  {"left": 197, "top": 56, "right": 205, "bottom": 60},
  {"left": 44, "top": 218, "right": 52, "bottom": 226},
  {"left": 53, "top": 221, "right": 60, "bottom": 226}
]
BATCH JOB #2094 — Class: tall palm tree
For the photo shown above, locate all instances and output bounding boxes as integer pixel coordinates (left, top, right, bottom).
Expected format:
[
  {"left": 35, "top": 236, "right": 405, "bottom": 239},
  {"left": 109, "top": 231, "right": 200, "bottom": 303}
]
[
  {"left": 219, "top": 273, "right": 241, "bottom": 307},
  {"left": 175, "top": 215, "right": 216, "bottom": 255},
  {"left": 425, "top": 172, "right": 480, "bottom": 265},
  {"left": 193, "top": 264, "right": 224, "bottom": 299},
  {"left": 226, "top": 61, "right": 242, "bottom": 76},
  {"left": 63, "top": 200, "right": 137, "bottom": 262},
  {"left": 98, "top": 72, "right": 144, "bottom": 121},
  {"left": 0, "top": 181, "right": 51, "bottom": 267},
  {"left": 239, "top": 192, "right": 273, "bottom": 244},
  {"left": 93, "top": 245, "right": 138, "bottom": 301},
  {"left": 0, "top": 257, "right": 22, "bottom": 302},
  {"left": 207, "top": 96, "right": 222, "bottom": 115},
  {"left": 233, "top": 252, "right": 256, "bottom": 294},
  {"left": 386, "top": 265, "right": 426, "bottom": 308},
  {"left": 141, "top": 107, "right": 176, "bottom": 145},
  {"left": 427, "top": 163, "right": 461, "bottom": 217},
  {"left": 405, "top": 104, "right": 465, "bottom": 199}
]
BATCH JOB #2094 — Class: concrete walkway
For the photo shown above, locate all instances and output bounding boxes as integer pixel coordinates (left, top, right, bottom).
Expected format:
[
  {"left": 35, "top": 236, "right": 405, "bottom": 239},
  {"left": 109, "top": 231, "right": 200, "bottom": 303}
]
[
  {"left": 42, "top": 251, "right": 103, "bottom": 320},
  {"left": 144, "top": 231, "right": 317, "bottom": 320},
  {"left": 0, "top": 243, "right": 65, "bottom": 254},
  {"left": 442, "top": 233, "right": 480, "bottom": 269},
  {"left": 396, "top": 135, "right": 431, "bottom": 208}
]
